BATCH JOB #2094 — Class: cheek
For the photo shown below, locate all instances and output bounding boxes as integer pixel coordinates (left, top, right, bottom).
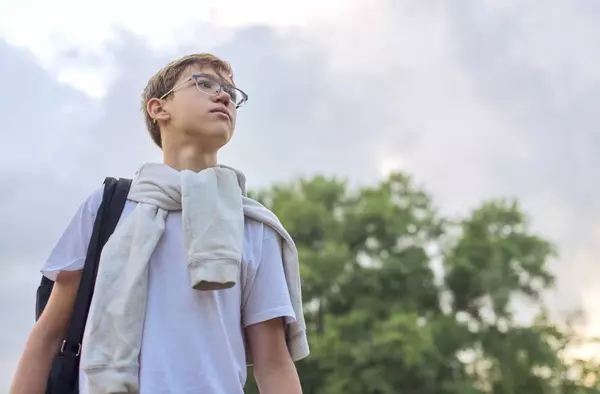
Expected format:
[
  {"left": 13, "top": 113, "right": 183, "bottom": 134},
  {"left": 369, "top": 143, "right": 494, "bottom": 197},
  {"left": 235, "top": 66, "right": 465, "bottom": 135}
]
[
  {"left": 177, "top": 91, "right": 210, "bottom": 114},
  {"left": 180, "top": 101, "right": 209, "bottom": 125}
]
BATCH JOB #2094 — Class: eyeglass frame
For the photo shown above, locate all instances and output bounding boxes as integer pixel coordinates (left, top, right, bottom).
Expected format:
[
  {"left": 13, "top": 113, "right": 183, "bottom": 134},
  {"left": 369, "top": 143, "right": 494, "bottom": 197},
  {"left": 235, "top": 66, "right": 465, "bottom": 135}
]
[{"left": 158, "top": 73, "right": 249, "bottom": 109}]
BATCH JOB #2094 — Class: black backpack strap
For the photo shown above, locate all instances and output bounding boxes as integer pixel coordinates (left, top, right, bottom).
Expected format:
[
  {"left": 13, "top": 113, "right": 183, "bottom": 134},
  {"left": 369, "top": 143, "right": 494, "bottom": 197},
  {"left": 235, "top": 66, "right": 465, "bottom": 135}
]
[
  {"left": 36, "top": 276, "right": 54, "bottom": 321},
  {"left": 61, "top": 177, "right": 132, "bottom": 355},
  {"left": 49, "top": 177, "right": 131, "bottom": 393}
]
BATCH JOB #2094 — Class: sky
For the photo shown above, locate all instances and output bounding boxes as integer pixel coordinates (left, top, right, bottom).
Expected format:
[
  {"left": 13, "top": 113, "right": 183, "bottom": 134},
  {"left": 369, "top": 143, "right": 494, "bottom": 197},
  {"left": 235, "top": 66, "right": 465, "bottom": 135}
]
[{"left": 1, "top": 0, "right": 599, "bottom": 389}]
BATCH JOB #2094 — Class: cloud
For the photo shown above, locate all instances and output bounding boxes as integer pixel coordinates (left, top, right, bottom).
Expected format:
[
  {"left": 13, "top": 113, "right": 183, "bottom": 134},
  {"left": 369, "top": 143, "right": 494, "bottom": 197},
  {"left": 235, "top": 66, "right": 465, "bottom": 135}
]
[
  {"left": 1, "top": 0, "right": 599, "bottom": 388},
  {"left": 443, "top": 0, "right": 600, "bottom": 310},
  {"left": 0, "top": 38, "right": 91, "bottom": 383}
]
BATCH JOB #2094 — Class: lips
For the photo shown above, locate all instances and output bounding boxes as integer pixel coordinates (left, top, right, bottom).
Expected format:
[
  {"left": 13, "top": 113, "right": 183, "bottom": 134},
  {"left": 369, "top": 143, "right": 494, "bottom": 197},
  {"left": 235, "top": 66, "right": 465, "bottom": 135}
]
[{"left": 210, "top": 107, "right": 230, "bottom": 120}]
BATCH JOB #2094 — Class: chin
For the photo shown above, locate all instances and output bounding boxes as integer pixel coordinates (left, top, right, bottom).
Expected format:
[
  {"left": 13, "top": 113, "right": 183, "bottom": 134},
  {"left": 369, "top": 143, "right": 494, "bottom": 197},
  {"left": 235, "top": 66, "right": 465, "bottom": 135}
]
[
  {"left": 213, "top": 125, "right": 233, "bottom": 140},
  {"left": 196, "top": 126, "right": 233, "bottom": 147}
]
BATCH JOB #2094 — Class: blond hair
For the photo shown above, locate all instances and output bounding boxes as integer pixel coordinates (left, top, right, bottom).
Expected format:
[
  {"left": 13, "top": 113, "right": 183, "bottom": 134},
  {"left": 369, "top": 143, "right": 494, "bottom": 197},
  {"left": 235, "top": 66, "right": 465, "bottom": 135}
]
[{"left": 141, "top": 53, "right": 234, "bottom": 148}]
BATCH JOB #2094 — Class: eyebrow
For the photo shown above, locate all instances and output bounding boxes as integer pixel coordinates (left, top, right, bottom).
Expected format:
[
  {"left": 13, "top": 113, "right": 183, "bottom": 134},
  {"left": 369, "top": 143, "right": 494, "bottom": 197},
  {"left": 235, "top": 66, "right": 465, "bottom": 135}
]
[{"left": 194, "top": 73, "right": 235, "bottom": 87}]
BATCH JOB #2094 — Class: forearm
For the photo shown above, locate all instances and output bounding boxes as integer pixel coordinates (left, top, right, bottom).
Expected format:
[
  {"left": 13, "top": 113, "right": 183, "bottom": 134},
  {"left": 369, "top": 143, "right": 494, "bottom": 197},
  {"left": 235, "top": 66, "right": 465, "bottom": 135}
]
[
  {"left": 10, "top": 326, "right": 62, "bottom": 394},
  {"left": 254, "top": 359, "right": 302, "bottom": 394}
]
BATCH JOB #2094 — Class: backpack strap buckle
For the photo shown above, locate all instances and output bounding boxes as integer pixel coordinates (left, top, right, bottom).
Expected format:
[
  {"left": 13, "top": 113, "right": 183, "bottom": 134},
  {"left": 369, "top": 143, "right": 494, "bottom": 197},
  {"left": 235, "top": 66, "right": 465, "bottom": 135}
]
[{"left": 60, "top": 340, "right": 81, "bottom": 357}]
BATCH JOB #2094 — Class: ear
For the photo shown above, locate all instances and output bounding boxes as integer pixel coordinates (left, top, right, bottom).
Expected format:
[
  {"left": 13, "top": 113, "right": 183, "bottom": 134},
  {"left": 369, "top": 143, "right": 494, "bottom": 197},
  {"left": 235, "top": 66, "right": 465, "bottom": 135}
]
[{"left": 146, "top": 98, "right": 171, "bottom": 124}]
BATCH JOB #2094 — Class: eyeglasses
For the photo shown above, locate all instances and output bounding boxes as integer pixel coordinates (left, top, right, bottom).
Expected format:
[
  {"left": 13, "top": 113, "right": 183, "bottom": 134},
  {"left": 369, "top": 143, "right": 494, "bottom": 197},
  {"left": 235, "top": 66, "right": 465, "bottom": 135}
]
[{"left": 159, "top": 74, "right": 248, "bottom": 109}]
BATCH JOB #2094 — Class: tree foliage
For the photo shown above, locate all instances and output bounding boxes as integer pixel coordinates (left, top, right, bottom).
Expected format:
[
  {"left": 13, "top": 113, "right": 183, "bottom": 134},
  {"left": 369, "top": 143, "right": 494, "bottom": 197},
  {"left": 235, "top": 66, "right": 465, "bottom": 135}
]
[{"left": 244, "top": 172, "right": 599, "bottom": 393}]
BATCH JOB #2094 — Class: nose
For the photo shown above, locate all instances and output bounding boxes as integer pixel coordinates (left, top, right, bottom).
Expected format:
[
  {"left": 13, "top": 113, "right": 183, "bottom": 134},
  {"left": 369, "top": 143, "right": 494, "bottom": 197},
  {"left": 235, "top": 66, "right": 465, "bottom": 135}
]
[{"left": 213, "top": 88, "right": 232, "bottom": 107}]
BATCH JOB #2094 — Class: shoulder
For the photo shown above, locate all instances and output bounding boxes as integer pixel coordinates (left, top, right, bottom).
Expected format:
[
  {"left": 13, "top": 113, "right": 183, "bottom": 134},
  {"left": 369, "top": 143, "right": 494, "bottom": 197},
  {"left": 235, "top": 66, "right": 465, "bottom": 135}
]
[
  {"left": 242, "top": 198, "right": 285, "bottom": 242},
  {"left": 244, "top": 217, "right": 281, "bottom": 243},
  {"left": 242, "top": 218, "right": 282, "bottom": 261},
  {"left": 40, "top": 185, "right": 106, "bottom": 279},
  {"left": 63, "top": 185, "right": 105, "bottom": 227},
  {"left": 53, "top": 183, "right": 107, "bottom": 244},
  {"left": 84, "top": 186, "right": 106, "bottom": 217}
]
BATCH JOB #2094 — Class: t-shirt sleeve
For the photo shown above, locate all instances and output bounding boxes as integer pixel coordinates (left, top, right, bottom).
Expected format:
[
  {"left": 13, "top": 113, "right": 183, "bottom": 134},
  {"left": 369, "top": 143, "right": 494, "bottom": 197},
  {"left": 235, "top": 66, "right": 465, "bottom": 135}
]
[
  {"left": 40, "top": 187, "right": 104, "bottom": 281},
  {"left": 242, "top": 225, "right": 296, "bottom": 327}
]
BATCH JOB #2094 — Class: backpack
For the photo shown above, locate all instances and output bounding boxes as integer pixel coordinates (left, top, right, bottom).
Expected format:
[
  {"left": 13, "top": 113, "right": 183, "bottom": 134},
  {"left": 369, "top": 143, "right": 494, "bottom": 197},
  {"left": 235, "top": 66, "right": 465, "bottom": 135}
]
[{"left": 36, "top": 177, "right": 132, "bottom": 394}]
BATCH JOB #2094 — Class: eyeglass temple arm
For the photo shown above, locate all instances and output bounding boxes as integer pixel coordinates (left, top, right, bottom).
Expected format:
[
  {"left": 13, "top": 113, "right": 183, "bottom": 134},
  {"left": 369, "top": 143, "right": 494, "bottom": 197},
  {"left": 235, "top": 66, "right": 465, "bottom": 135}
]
[{"left": 159, "top": 77, "right": 193, "bottom": 100}]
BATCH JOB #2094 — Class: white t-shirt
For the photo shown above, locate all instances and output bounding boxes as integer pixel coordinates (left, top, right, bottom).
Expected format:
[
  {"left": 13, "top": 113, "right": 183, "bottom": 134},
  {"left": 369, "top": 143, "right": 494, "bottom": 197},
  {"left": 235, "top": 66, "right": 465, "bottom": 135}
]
[{"left": 41, "top": 187, "right": 296, "bottom": 394}]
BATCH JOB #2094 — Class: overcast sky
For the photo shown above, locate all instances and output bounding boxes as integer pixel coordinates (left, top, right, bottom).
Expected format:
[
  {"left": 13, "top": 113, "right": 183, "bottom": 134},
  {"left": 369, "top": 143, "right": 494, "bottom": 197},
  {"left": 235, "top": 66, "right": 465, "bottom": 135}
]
[{"left": 1, "top": 0, "right": 598, "bottom": 388}]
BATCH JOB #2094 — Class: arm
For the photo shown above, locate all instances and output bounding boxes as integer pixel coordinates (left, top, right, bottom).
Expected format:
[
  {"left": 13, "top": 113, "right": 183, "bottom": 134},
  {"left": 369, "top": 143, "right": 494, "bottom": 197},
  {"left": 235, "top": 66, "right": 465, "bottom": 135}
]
[
  {"left": 10, "top": 270, "right": 82, "bottom": 394},
  {"left": 242, "top": 224, "right": 302, "bottom": 394},
  {"left": 246, "top": 317, "right": 302, "bottom": 394}
]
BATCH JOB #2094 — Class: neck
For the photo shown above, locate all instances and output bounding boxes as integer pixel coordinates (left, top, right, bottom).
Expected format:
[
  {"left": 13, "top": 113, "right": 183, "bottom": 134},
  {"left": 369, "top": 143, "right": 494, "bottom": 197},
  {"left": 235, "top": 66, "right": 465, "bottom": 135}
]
[{"left": 162, "top": 143, "right": 218, "bottom": 173}]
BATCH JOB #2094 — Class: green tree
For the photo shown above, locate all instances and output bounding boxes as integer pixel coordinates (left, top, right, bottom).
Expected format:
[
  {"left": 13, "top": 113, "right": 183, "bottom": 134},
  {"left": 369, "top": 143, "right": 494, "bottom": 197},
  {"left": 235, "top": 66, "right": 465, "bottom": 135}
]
[{"left": 244, "top": 172, "right": 599, "bottom": 393}]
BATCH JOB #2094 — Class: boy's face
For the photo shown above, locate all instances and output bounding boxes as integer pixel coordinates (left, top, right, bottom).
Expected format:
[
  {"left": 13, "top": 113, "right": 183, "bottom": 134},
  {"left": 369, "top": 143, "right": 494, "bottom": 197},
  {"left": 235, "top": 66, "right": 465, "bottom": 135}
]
[{"left": 162, "top": 65, "right": 238, "bottom": 151}]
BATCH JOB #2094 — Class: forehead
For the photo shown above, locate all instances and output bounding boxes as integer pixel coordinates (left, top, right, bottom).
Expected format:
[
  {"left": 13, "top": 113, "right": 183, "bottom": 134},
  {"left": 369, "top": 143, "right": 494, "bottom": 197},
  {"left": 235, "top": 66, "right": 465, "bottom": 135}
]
[{"left": 180, "top": 64, "right": 234, "bottom": 86}]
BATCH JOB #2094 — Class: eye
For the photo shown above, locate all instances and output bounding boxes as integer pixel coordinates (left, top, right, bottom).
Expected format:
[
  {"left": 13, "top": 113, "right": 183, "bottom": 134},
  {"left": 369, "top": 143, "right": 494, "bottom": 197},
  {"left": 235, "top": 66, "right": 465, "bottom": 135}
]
[
  {"left": 195, "top": 77, "right": 218, "bottom": 91},
  {"left": 224, "top": 86, "right": 238, "bottom": 102}
]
